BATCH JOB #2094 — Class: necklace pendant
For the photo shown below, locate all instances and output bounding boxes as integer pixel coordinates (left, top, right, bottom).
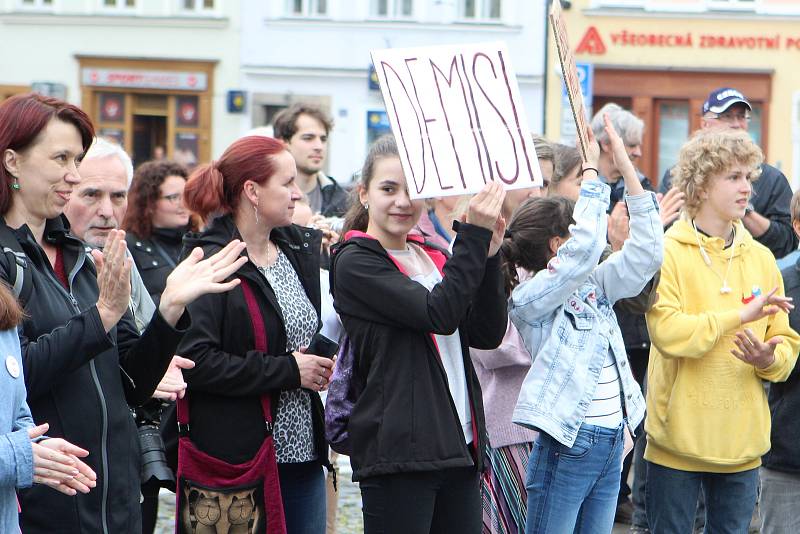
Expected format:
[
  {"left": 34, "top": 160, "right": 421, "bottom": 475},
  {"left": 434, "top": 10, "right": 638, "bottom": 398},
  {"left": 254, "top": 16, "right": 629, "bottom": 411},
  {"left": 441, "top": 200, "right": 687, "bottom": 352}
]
[{"left": 720, "top": 285, "right": 732, "bottom": 294}]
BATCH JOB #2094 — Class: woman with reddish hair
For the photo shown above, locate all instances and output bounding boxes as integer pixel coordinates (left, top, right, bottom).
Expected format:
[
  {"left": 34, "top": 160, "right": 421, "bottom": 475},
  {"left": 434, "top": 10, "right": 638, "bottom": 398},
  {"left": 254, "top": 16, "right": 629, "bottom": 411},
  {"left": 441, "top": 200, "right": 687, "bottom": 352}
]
[
  {"left": 176, "top": 135, "right": 334, "bottom": 533},
  {"left": 0, "top": 94, "right": 246, "bottom": 534},
  {"left": 123, "top": 160, "right": 198, "bottom": 302}
]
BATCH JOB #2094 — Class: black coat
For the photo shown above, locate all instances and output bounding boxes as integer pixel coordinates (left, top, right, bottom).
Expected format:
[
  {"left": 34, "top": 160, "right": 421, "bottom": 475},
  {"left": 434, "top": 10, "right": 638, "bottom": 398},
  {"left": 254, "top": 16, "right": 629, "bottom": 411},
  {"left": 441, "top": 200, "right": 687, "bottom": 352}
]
[
  {"left": 763, "top": 257, "right": 800, "bottom": 473},
  {"left": 126, "top": 226, "right": 186, "bottom": 303},
  {"left": 176, "top": 215, "right": 330, "bottom": 467},
  {"left": 0, "top": 216, "right": 187, "bottom": 534},
  {"left": 330, "top": 223, "right": 507, "bottom": 481}
]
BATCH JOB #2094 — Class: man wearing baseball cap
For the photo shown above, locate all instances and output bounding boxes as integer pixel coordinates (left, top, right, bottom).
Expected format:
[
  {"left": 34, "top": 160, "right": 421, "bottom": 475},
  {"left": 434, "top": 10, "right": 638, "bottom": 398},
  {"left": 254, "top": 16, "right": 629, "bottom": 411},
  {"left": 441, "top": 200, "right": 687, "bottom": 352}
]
[{"left": 661, "top": 87, "right": 796, "bottom": 259}]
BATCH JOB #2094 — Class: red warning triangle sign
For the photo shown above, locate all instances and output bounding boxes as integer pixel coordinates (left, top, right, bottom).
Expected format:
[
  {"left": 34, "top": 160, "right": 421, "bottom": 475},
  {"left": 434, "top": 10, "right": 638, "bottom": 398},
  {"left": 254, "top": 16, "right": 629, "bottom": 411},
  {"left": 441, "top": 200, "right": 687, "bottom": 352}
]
[{"left": 576, "top": 26, "right": 606, "bottom": 55}]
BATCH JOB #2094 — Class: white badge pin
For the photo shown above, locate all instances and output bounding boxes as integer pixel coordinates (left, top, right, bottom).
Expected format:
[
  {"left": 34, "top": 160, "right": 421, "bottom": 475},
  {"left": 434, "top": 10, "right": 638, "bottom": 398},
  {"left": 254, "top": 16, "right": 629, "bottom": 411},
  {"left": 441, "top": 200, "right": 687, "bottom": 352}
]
[{"left": 6, "top": 355, "right": 19, "bottom": 378}]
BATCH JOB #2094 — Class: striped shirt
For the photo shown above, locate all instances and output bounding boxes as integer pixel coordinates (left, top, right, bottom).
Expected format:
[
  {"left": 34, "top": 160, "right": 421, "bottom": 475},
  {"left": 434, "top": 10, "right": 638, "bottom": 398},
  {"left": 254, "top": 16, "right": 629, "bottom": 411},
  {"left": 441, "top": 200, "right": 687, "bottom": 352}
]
[{"left": 584, "top": 350, "right": 623, "bottom": 428}]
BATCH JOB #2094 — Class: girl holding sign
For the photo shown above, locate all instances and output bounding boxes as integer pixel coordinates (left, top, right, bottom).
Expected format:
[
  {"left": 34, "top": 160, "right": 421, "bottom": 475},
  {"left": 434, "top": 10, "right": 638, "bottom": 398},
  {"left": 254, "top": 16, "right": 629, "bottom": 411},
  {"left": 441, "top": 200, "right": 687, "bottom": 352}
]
[
  {"left": 502, "top": 116, "right": 663, "bottom": 533},
  {"left": 330, "top": 135, "right": 507, "bottom": 533}
]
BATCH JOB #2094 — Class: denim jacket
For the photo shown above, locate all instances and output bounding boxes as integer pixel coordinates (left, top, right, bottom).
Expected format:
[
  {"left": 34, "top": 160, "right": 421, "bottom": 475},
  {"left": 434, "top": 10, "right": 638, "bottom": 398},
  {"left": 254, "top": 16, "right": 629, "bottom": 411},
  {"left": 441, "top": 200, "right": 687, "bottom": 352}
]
[
  {"left": 1, "top": 327, "right": 33, "bottom": 532},
  {"left": 510, "top": 181, "right": 663, "bottom": 447}
]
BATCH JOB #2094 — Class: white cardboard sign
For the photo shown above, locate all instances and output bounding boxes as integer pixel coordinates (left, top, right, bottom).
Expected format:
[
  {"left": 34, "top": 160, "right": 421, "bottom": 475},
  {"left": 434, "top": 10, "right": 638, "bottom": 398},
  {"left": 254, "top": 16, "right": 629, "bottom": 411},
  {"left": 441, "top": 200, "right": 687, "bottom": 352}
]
[{"left": 370, "top": 42, "right": 542, "bottom": 199}]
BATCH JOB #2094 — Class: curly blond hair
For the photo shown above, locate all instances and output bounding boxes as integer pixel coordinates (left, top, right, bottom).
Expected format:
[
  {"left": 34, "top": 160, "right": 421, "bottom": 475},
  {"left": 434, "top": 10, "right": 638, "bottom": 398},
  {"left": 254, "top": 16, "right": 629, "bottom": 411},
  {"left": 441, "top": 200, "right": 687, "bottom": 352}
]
[{"left": 671, "top": 129, "right": 763, "bottom": 217}]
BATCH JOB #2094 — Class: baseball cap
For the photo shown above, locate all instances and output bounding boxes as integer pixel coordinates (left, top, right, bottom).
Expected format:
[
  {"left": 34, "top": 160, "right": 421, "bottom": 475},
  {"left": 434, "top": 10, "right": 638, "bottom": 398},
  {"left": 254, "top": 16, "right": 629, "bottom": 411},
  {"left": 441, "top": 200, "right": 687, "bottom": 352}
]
[{"left": 702, "top": 88, "right": 752, "bottom": 115}]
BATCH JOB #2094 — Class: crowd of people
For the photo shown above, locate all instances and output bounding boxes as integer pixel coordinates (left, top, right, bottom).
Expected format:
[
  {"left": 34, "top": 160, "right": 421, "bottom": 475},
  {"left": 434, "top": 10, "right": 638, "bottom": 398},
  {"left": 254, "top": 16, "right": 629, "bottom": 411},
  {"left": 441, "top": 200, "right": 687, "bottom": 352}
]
[{"left": 1, "top": 85, "right": 800, "bottom": 534}]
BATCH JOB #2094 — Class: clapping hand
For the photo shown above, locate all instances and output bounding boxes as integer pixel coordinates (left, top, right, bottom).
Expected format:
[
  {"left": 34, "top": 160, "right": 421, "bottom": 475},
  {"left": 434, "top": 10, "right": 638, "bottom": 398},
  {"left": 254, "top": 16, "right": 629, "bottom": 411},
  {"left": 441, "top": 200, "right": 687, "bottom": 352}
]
[
  {"left": 739, "top": 286, "right": 793, "bottom": 325},
  {"left": 152, "top": 355, "right": 195, "bottom": 401},
  {"left": 731, "top": 328, "right": 782, "bottom": 370},
  {"left": 657, "top": 187, "right": 685, "bottom": 228},
  {"left": 28, "top": 423, "right": 97, "bottom": 496},
  {"left": 158, "top": 240, "right": 249, "bottom": 326},
  {"left": 608, "top": 202, "right": 630, "bottom": 252},
  {"left": 93, "top": 229, "right": 133, "bottom": 333}
]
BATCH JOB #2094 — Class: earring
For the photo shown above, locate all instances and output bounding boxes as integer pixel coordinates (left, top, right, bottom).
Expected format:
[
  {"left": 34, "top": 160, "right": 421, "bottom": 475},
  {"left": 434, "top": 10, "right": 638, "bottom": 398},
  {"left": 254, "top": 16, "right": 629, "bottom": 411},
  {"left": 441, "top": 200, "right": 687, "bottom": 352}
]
[
  {"left": 10, "top": 176, "right": 19, "bottom": 191},
  {"left": 253, "top": 201, "right": 259, "bottom": 224},
  {"left": 363, "top": 202, "right": 369, "bottom": 210}
]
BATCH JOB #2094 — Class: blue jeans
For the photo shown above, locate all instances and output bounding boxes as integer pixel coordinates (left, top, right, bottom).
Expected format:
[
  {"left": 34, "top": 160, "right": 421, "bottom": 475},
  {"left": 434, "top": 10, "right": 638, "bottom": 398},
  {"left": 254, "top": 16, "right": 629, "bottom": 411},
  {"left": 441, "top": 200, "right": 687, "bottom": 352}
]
[
  {"left": 525, "top": 422, "right": 624, "bottom": 534},
  {"left": 646, "top": 461, "right": 758, "bottom": 534},
  {"left": 279, "top": 461, "right": 327, "bottom": 534}
]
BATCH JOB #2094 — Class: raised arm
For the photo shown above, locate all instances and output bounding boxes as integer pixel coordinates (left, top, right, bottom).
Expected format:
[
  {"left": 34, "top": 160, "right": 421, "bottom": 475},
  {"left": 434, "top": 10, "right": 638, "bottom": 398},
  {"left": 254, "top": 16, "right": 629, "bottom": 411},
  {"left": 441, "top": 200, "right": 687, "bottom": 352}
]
[{"left": 510, "top": 180, "right": 610, "bottom": 322}]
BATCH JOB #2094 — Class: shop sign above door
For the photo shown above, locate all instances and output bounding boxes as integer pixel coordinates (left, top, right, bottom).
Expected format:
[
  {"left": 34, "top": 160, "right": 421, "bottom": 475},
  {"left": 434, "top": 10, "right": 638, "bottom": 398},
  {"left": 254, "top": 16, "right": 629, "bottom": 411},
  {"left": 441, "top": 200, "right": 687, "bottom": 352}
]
[{"left": 81, "top": 68, "right": 208, "bottom": 91}]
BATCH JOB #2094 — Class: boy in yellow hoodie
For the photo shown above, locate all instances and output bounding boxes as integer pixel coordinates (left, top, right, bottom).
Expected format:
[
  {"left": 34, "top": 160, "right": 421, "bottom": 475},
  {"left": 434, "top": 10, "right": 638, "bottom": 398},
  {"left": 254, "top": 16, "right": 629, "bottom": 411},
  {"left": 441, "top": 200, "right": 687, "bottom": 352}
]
[{"left": 645, "top": 128, "right": 800, "bottom": 534}]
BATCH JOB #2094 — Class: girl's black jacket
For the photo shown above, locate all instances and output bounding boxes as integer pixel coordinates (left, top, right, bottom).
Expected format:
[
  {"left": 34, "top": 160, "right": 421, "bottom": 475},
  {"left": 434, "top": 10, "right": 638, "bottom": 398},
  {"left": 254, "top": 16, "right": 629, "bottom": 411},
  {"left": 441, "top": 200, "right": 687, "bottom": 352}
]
[
  {"left": 177, "top": 214, "right": 330, "bottom": 468},
  {"left": 329, "top": 222, "right": 507, "bottom": 481},
  {"left": 0, "top": 215, "right": 188, "bottom": 534}
]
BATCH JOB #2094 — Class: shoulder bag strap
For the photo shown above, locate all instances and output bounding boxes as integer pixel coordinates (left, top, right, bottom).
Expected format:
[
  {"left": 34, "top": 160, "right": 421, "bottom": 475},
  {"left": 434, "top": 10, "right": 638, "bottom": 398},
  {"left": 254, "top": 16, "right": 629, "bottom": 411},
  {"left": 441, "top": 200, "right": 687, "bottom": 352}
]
[{"left": 240, "top": 278, "right": 274, "bottom": 429}]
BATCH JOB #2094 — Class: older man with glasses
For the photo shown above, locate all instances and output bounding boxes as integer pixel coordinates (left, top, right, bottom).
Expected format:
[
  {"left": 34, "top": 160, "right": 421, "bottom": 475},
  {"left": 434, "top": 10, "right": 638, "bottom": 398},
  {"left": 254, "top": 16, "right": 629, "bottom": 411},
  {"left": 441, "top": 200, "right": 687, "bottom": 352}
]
[{"left": 661, "top": 87, "right": 796, "bottom": 260}]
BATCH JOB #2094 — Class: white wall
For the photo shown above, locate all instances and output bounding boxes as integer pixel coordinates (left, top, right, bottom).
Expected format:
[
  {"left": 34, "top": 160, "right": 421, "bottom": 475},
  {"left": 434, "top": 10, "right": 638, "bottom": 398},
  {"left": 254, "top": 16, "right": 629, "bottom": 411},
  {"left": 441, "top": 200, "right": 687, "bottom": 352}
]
[{"left": 241, "top": 0, "right": 548, "bottom": 182}]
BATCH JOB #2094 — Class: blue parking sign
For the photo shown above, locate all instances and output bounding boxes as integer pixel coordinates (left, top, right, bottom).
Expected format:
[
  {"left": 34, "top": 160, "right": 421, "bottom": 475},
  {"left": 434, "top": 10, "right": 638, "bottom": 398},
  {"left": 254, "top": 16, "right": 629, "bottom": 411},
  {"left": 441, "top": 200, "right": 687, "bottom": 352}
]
[{"left": 562, "top": 62, "right": 593, "bottom": 108}]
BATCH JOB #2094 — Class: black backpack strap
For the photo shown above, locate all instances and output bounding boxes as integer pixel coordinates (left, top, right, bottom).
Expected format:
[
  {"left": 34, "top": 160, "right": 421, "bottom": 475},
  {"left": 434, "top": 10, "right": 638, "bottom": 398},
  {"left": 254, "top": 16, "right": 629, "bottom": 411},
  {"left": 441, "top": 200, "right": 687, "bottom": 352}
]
[{"left": 0, "top": 223, "right": 31, "bottom": 304}]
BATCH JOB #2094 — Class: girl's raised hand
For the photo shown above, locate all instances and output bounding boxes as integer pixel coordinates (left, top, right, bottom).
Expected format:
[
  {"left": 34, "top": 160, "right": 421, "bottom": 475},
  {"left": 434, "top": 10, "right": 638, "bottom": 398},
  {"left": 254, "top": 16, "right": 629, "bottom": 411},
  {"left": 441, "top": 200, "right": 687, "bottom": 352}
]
[
  {"left": 603, "top": 113, "right": 643, "bottom": 196},
  {"left": 466, "top": 181, "right": 506, "bottom": 233},
  {"left": 584, "top": 126, "right": 601, "bottom": 172}
]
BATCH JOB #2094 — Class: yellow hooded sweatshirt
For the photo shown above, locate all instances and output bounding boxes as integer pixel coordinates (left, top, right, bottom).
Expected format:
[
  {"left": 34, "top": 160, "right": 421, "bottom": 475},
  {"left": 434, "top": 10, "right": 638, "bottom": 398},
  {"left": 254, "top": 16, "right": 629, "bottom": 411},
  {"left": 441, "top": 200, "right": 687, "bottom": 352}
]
[{"left": 645, "top": 219, "right": 800, "bottom": 473}]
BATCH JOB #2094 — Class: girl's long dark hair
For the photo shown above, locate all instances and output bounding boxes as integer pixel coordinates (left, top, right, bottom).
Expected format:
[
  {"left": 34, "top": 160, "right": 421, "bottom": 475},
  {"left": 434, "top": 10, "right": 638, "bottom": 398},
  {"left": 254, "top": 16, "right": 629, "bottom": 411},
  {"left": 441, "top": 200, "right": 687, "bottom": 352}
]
[
  {"left": 500, "top": 196, "right": 575, "bottom": 294},
  {"left": 341, "top": 135, "right": 399, "bottom": 236}
]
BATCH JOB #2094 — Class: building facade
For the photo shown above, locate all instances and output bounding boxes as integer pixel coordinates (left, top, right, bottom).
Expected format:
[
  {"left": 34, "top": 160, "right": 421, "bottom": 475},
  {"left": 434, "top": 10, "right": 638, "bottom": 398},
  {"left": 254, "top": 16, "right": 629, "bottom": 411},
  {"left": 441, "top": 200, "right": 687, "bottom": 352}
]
[
  {"left": 0, "top": 0, "right": 242, "bottom": 166},
  {"left": 241, "top": 0, "right": 547, "bottom": 182},
  {"left": 545, "top": 0, "right": 800, "bottom": 188}
]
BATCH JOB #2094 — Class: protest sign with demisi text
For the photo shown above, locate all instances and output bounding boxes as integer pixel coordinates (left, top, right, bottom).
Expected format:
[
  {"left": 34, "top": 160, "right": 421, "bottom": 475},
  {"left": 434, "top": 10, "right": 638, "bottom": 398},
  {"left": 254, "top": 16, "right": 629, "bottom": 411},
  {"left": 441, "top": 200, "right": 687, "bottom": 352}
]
[{"left": 371, "top": 41, "right": 542, "bottom": 199}]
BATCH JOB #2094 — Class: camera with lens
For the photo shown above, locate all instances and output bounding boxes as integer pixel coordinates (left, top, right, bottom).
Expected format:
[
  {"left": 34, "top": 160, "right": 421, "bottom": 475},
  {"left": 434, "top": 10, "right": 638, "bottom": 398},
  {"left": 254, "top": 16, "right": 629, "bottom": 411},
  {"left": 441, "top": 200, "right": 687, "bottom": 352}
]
[{"left": 135, "top": 401, "right": 175, "bottom": 490}]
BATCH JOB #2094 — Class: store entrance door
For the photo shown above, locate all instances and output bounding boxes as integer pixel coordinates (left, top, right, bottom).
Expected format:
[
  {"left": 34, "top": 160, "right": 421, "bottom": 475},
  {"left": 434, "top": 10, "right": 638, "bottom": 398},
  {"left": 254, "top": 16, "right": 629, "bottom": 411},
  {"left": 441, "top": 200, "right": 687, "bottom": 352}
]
[{"left": 132, "top": 115, "right": 167, "bottom": 166}]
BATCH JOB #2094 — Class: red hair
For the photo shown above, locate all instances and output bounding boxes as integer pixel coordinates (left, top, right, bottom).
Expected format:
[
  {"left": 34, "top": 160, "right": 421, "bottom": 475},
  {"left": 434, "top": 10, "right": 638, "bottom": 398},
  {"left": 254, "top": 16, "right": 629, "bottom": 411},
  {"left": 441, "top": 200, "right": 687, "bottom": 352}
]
[
  {"left": 184, "top": 136, "right": 287, "bottom": 220},
  {"left": 0, "top": 93, "right": 95, "bottom": 216}
]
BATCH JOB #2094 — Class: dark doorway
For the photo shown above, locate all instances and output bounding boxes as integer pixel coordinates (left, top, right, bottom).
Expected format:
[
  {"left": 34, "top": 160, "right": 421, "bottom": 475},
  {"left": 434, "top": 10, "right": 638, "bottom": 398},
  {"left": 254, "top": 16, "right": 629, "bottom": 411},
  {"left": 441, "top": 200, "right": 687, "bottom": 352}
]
[{"left": 132, "top": 115, "right": 167, "bottom": 167}]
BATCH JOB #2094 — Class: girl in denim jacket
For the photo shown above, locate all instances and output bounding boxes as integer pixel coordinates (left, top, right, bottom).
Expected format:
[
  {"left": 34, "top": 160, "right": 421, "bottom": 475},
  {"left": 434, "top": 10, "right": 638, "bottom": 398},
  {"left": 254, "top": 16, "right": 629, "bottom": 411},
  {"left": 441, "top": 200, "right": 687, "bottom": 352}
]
[{"left": 501, "top": 115, "right": 664, "bottom": 534}]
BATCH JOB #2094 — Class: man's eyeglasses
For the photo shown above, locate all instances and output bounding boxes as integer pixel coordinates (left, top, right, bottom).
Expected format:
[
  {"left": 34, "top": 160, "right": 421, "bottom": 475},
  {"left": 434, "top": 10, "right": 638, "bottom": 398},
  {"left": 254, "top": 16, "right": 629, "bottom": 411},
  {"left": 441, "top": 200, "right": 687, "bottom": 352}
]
[
  {"left": 709, "top": 112, "right": 751, "bottom": 124},
  {"left": 161, "top": 193, "right": 183, "bottom": 204}
]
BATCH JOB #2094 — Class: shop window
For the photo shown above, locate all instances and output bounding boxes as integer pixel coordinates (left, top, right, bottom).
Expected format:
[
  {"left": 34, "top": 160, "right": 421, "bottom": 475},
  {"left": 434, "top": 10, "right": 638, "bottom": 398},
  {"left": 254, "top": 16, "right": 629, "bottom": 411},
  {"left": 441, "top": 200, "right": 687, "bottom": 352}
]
[
  {"left": 460, "top": 0, "right": 501, "bottom": 20},
  {"left": 371, "top": 0, "right": 413, "bottom": 18},
  {"left": 656, "top": 101, "right": 689, "bottom": 182},
  {"left": 287, "top": 0, "right": 327, "bottom": 17},
  {"left": 747, "top": 104, "right": 762, "bottom": 148}
]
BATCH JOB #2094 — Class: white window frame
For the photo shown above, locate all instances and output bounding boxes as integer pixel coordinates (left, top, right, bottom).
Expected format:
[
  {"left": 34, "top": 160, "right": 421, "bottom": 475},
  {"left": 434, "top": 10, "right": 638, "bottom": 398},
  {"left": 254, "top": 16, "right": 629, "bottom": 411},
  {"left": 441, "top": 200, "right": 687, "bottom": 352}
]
[
  {"left": 458, "top": 0, "right": 502, "bottom": 21},
  {"left": 285, "top": 0, "right": 328, "bottom": 18},
  {"left": 16, "top": 0, "right": 56, "bottom": 10},
  {"left": 590, "top": 0, "right": 645, "bottom": 8},
  {"left": 370, "top": 0, "right": 414, "bottom": 19},
  {"left": 97, "top": 0, "right": 138, "bottom": 13},
  {"left": 706, "top": 0, "right": 757, "bottom": 11}
]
